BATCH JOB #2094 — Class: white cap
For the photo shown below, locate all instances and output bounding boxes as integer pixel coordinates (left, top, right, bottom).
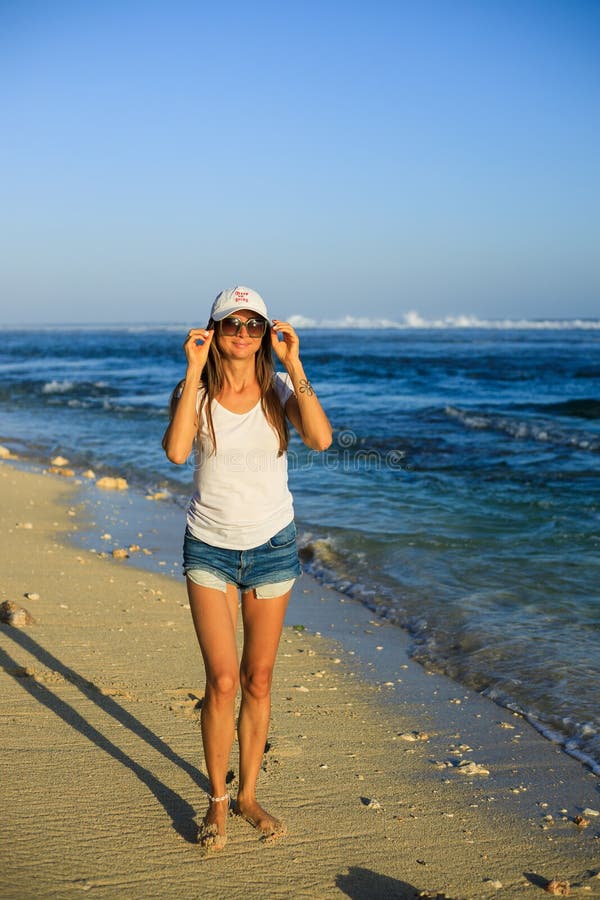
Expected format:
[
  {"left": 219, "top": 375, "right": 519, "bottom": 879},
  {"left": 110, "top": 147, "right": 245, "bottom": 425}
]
[{"left": 210, "top": 286, "right": 272, "bottom": 325}]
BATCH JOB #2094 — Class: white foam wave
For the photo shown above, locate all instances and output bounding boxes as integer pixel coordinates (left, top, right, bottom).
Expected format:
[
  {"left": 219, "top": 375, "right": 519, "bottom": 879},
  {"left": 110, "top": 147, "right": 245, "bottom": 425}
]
[
  {"left": 288, "top": 311, "right": 600, "bottom": 330},
  {"left": 483, "top": 689, "right": 600, "bottom": 776},
  {"left": 42, "top": 379, "right": 74, "bottom": 394},
  {"left": 445, "top": 406, "right": 599, "bottom": 451}
]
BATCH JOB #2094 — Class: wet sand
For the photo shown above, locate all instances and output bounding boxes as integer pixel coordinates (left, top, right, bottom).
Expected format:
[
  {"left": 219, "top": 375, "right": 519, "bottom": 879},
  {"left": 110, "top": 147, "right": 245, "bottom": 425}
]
[{"left": 1, "top": 463, "right": 599, "bottom": 899}]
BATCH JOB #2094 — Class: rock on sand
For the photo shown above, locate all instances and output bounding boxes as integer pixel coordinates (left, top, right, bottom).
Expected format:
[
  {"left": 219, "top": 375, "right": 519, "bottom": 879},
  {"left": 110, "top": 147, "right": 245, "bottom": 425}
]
[
  {"left": 0, "top": 601, "right": 35, "bottom": 627},
  {"left": 50, "top": 456, "right": 70, "bottom": 467},
  {"left": 96, "top": 476, "right": 128, "bottom": 491}
]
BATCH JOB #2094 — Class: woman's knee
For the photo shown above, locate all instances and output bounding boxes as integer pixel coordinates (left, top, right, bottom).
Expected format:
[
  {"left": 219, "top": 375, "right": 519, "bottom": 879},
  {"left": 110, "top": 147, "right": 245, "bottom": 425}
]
[
  {"left": 206, "top": 670, "right": 239, "bottom": 700},
  {"left": 240, "top": 665, "right": 273, "bottom": 701}
]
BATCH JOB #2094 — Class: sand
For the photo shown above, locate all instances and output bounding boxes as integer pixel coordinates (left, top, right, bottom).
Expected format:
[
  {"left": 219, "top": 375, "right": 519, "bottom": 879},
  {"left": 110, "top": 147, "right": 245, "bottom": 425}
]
[{"left": 1, "top": 463, "right": 599, "bottom": 899}]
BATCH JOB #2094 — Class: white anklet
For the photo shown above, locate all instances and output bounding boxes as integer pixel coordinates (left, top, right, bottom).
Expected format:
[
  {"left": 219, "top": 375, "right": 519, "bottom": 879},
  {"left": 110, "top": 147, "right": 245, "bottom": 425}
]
[{"left": 208, "top": 792, "right": 229, "bottom": 803}]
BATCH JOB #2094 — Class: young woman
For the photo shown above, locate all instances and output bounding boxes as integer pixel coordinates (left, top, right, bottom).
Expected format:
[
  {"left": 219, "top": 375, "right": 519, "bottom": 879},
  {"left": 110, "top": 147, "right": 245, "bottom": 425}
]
[{"left": 162, "top": 286, "right": 332, "bottom": 850}]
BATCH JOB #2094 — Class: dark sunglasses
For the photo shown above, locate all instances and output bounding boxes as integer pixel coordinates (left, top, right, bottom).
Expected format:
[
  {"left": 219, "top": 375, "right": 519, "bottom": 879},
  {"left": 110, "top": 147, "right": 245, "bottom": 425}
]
[{"left": 219, "top": 316, "right": 267, "bottom": 339}]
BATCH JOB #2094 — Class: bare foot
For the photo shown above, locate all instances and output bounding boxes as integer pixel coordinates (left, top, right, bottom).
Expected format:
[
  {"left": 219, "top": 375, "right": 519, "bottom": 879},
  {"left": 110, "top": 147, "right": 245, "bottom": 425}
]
[
  {"left": 235, "top": 796, "right": 287, "bottom": 842},
  {"left": 197, "top": 797, "right": 229, "bottom": 851}
]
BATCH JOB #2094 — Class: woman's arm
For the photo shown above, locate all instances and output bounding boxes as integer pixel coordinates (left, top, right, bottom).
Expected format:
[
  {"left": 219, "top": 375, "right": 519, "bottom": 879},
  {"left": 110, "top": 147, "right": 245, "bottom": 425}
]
[
  {"left": 271, "top": 320, "right": 332, "bottom": 452},
  {"left": 162, "top": 328, "right": 214, "bottom": 464}
]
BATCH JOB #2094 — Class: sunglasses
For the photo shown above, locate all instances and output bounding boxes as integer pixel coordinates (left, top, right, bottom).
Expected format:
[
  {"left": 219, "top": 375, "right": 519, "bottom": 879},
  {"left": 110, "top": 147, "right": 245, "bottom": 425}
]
[{"left": 219, "top": 316, "right": 267, "bottom": 339}]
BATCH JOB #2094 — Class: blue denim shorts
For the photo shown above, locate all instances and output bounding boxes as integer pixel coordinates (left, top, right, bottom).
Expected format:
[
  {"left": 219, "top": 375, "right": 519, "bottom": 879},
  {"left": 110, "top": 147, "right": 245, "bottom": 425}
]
[{"left": 182, "top": 519, "right": 302, "bottom": 594}]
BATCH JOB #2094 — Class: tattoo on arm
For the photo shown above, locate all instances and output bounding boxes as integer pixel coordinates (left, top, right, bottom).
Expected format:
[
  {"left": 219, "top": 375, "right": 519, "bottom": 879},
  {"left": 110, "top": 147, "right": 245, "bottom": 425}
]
[{"left": 298, "top": 378, "right": 314, "bottom": 397}]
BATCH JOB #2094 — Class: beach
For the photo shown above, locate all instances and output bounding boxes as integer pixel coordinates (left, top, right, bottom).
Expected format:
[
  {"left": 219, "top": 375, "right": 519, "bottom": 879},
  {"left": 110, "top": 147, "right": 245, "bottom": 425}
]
[
  {"left": 2, "top": 324, "right": 599, "bottom": 769},
  {"left": 1, "top": 462, "right": 599, "bottom": 899}
]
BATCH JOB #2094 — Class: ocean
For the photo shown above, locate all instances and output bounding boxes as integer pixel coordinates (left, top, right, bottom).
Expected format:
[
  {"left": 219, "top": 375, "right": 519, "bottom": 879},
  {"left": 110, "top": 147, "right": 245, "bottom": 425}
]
[{"left": 1, "top": 319, "right": 599, "bottom": 772}]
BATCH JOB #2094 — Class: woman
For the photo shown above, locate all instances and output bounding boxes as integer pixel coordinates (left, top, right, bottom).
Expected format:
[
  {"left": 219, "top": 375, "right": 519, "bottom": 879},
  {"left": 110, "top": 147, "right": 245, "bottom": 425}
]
[{"left": 162, "top": 286, "right": 332, "bottom": 850}]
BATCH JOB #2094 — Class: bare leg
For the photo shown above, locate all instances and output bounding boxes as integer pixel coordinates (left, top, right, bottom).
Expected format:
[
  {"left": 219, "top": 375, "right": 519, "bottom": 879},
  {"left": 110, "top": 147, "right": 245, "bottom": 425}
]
[
  {"left": 236, "top": 587, "right": 291, "bottom": 838},
  {"left": 187, "top": 578, "right": 239, "bottom": 849}
]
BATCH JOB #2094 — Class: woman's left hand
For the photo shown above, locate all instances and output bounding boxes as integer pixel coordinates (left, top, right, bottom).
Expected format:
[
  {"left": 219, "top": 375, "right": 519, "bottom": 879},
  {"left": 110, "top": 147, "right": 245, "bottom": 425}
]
[{"left": 271, "top": 320, "right": 300, "bottom": 366}]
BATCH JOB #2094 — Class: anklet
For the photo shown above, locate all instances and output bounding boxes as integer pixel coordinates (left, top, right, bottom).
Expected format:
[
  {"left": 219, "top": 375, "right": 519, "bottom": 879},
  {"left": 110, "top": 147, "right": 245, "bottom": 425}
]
[{"left": 208, "top": 792, "right": 229, "bottom": 803}]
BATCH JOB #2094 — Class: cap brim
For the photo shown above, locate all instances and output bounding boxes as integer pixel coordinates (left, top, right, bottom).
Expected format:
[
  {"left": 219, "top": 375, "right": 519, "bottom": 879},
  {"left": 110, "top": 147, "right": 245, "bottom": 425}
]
[{"left": 212, "top": 305, "right": 273, "bottom": 327}]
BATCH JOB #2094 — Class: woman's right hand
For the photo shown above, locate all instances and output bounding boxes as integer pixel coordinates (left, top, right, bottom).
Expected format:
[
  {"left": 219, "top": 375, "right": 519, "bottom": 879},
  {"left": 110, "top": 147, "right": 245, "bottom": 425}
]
[
  {"left": 183, "top": 328, "right": 214, "bottom": 371},
  {"left": 164, "top": 328, "right": 214, "bottom": 463}
]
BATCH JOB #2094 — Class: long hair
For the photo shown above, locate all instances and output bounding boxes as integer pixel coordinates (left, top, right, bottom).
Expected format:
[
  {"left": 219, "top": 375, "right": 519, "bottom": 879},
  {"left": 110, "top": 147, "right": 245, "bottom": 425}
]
[{"left": 196, "top": 319, "right": 289, "bottom": 455}]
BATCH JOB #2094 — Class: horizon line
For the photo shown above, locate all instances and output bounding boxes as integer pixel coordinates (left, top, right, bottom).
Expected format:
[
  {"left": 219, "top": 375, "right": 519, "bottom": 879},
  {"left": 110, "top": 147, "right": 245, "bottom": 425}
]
[{"left": 1, "top": 313, "right": 600, "bottom": 331}]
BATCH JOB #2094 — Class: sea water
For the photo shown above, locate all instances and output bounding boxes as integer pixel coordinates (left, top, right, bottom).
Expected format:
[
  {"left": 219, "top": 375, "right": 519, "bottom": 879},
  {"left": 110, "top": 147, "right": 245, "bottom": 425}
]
[{"left": 1, "top": 321, "right": 598, "bottom": 770}]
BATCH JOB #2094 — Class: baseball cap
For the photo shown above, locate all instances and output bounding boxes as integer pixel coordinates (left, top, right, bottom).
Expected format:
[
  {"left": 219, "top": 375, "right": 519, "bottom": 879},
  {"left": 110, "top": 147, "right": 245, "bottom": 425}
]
[{"left": 210, "top": 286, "right": 273, "bottom": 326}]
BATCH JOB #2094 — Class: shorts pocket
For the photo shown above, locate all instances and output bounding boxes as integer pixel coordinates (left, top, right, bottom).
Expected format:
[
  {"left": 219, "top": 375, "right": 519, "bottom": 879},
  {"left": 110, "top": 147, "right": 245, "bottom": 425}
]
[{"left": 268, "top": 520, "right": 296, "bottom": 549}]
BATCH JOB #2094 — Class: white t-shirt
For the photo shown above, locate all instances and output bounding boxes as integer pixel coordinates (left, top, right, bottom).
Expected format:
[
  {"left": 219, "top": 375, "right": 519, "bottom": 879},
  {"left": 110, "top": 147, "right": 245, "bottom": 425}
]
[{"left": 185, "top": 372, "right": 295, "bottom": 549}]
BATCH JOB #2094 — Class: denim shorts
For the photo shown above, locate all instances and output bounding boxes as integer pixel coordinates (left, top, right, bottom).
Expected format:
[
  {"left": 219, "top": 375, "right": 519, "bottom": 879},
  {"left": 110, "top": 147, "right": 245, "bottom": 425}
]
[{"left": 182, "top": 519, "right": 302, "bottom": 596}]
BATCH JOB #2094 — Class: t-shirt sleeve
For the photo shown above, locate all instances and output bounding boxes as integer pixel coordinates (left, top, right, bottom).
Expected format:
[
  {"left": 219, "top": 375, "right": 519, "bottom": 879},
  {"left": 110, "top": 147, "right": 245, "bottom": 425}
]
[{"left": 273, "top": 371, "right": 295, "bottom": 407}]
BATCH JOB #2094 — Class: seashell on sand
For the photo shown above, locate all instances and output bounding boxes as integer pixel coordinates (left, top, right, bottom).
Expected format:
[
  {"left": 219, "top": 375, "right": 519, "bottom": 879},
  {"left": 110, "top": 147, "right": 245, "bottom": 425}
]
[{"left": 111, "top": 548, "right": 130, "bottom": 559}]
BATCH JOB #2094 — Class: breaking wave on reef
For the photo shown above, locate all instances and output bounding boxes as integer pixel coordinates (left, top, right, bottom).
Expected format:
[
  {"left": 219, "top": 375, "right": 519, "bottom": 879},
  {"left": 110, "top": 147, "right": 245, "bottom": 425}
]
[{"left": 287, "top": 312, "right": 600, "bottom": 330}]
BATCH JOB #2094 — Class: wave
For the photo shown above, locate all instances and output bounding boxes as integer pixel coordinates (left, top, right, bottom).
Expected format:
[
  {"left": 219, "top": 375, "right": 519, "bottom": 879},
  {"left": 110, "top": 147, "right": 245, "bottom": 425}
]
[
  {"left": 2, "top": 315, "right": 600, "bottom": 332},
  {"left": 42, "top": 379, "right": 75, "bottom": 394},
  {"left": 298, "top": 531, "right": 600, "bottom": 774},
  {"left": 481, "top": 687, "right": 600, "bottom": 777},
  {"left": 39, "top": 379, "right": 130, "bottom": 398},
  {"left": 445, "top": 405, "right": 600, "bottom": 451},
  {"left": 0, "top": 380, "right": 169, "bottom": 417},
  {"left": 288, "top": 312, "right": 600, "bottom": 330}
]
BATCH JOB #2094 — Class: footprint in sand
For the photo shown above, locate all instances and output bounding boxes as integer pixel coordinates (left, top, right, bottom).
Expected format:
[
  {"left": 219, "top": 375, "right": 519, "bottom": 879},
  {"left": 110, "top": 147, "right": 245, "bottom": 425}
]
[
  {"left": 11, "top": 667, "right": 135, "bottom": 701},
  {"left": 93, "top": 685, "right": 135, "bottom": 700},
  {"left": 166, "top": 688, "right": 204, "bottom": 717},
  {"left": 12, "top": 666, "right": 62, "bottom": 684}
]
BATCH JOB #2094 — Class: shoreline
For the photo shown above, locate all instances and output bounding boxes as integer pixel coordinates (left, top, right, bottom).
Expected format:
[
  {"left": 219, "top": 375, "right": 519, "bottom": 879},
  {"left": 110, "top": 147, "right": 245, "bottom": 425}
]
[
  {"left": 1, "top": 461, "right": 599, "bottom": 897},
  {"left": 4, "top": 448, "right": 600, "bottom": 778}
]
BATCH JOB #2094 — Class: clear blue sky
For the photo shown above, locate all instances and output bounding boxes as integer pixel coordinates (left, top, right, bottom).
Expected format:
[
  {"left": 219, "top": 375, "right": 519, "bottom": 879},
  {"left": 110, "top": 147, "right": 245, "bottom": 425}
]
[{"left": 1, "top": 0, "right": 598, "bottom": 324}]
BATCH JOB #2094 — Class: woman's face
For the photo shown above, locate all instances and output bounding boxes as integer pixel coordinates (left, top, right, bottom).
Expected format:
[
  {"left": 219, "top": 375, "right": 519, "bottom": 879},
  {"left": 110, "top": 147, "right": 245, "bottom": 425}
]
[{"left": 215, "top": 310, "right": 267, "bottom": 361}]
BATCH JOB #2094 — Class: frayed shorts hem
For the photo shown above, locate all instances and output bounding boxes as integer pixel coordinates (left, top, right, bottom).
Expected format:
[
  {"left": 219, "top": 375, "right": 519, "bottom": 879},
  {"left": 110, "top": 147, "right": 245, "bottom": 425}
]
[{"left": 186, "top": 568, "right": 296, "bottom": 598}]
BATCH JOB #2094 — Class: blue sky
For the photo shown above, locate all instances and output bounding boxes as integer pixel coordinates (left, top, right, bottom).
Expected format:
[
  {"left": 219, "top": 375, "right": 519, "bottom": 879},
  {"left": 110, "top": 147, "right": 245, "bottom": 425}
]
[{"left": 1, "top": 0, "right": 598, "bottom": 324}]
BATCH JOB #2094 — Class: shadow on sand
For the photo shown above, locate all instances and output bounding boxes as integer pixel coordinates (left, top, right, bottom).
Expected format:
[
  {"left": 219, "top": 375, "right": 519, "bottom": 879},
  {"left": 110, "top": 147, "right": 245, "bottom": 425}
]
[
  {"left": 336, "top": 866, "right": 451, "bottom": 899},
  {"left": 1, "top": 626, "right": 208, "bottom": 843}
]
